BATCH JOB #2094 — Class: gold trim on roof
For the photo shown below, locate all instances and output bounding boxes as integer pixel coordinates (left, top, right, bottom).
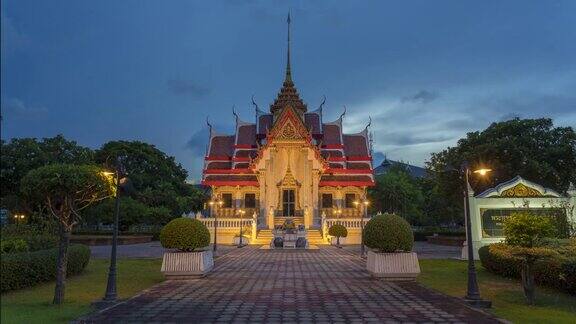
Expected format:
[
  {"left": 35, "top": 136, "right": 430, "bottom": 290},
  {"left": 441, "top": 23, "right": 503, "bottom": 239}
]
[{"left": 501, "top": 183, "right": 542, "bottom": 197}]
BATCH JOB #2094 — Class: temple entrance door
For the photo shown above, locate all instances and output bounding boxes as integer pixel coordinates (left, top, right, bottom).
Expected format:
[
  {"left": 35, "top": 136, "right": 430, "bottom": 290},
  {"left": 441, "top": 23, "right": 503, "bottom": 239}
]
[{"left": 282, "top": 189, "right": 295, "bottom": 216}]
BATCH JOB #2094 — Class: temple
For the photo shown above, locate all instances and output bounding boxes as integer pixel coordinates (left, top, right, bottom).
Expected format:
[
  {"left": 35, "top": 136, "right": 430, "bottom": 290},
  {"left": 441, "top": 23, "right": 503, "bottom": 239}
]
[{"left": 201, "top": 15, "right": 374, "bottom": 233}]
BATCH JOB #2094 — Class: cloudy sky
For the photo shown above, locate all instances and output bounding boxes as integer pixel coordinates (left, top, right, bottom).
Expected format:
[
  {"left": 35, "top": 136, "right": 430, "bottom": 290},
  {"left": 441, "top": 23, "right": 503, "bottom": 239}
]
[{"left": 2, "top": 1, "right": 575, "bottom": 181}]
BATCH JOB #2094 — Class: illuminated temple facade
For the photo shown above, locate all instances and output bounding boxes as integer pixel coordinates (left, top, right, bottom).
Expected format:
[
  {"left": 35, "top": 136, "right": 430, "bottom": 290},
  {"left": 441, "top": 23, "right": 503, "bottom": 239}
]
[{"left": 201, "top": 18, "right": 374, "bottom": 230}]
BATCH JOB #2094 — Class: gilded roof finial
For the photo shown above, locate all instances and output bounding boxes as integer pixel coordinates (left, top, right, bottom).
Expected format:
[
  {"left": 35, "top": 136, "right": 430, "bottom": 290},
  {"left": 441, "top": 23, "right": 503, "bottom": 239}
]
[{"left": 285, "top": 11, "right": 292, "bottom": 83}]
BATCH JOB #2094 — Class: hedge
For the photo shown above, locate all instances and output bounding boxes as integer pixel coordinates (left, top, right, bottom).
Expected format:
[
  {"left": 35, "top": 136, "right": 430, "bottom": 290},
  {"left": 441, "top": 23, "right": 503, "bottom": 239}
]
[
  {"left": 364, "top": 214, "right": 414, "bottom": 252},
  {"left": 1, "top": 244, "right": 91, "bottom": 292},
  {"left": 160, "top": 218, "right": 210, "bottom": 251},
  {"left": 479, "top": 243, "right": 576, "bottom": 295}
]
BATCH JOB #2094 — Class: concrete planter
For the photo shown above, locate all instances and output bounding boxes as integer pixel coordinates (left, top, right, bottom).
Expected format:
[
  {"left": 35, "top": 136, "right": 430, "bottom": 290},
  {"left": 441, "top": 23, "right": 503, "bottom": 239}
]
[
  {"left": 366, "top": 250, "right": 420, "bottom": 281},
  {"left": 330, "top": 237, "right": 346, "bottom": 246},
  {"left": 161, "top": 250, "right": 214, "bottom": 279}
]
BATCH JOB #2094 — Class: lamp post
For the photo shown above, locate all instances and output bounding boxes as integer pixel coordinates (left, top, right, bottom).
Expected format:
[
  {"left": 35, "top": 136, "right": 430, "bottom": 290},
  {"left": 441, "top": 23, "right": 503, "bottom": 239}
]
[
  {"left": 354, "top": 197, "right": 370, "bottom": 258},
  {"left": 99, "top": 155, "right": 126, "bottom": 306},
  {"left": 210, "top": 198, "right": 223, "bottom": 254},
  {"left": 238, "top": 209, "right": 246, "bottom": 247},
  {"left": 462, "top": 162, "right": 492, "bottom": 308}
]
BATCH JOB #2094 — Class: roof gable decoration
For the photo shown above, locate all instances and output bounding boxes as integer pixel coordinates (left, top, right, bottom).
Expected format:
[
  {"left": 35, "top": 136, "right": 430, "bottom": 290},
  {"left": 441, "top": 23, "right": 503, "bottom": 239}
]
[
  {"left": 250, "top": 106, "right": 329, "bottom": 171},
  {"left": 476, "top": 176, "right": 563, "bottom": 198},
  {"left": 269, "top": 105, "right": 311, "bottom": 142}
]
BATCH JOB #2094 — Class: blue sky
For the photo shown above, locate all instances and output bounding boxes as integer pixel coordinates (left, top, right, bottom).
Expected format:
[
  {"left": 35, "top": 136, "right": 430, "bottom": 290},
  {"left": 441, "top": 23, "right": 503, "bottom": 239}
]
[{"left": 2, "top": 1, "right": 575, "bottom": 181}]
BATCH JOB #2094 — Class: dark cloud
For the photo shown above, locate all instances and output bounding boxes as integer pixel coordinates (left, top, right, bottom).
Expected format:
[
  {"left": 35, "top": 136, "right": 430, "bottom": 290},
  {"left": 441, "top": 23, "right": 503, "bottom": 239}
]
[
  {"left": 401, "top": 90, "right": 439, "bottom": 103},
  {"left": 479, "top": 94, "right": 576, "bottom": 116},
  {"left": 185, "top": 122, "right": 234, "bottom": 156},
  {"left": 185, "top": 127, "right": 209, "bottom": 155},
  {"left": 381, "top": 132, "right": 453, "bottom": 146},
  {"left": 442, "top": 118, "right": 485, "bottom": 131},
  {"left": 167, "top": 79, "right": 211, "bottom": 97},
  {"left": 1, "top": 98, "right": 48, "bottom": 118}
]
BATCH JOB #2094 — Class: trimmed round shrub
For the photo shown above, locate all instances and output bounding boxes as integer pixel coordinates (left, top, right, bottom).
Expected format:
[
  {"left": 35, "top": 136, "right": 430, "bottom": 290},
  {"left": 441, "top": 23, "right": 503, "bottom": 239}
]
[
  {"left": 363, "top": 213, "right": 413, "bottom": 252},
  {"left": 328, "top": 224, "right": 348, "bottom": 238},
  {"left": 1, "top": 244, "right": 90, "bottom": 292},
  {"left": 160, "top": 218, "right": 210, "bottom": 251}
]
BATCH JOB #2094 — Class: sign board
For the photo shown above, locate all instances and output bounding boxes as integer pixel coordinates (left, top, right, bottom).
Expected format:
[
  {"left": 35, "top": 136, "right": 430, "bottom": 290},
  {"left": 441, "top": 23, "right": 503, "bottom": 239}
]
[{"left": 480, "top": 208, "right": 567, "bottom": 238}]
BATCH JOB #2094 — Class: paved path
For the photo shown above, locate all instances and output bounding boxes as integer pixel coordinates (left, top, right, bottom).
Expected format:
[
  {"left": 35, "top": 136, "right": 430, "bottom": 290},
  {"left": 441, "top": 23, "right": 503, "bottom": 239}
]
[
  {"left": 81, "top": 247, "right": 498, "bottom": 323},
  {"left": 90, "top": 242, "right": 240, "bottom": 259},
  {"left": 343, "top": 242, "right": 461, "bottom": 260}
]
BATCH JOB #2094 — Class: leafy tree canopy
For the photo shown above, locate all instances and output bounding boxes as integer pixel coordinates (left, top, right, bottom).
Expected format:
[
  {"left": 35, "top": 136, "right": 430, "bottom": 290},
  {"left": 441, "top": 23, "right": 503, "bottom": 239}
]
[
  {"left": 368, "top": 164, "right": 425, "bottom": 225},
  {"left": 1, "top": 135, "right": 94, "bottom": 198},
  {"left": 426, "top": 118, "right": 576, "bottom": 223},
  {"left": 20, "top": 164, "right": 115, "bottom": 228},
  {"left": 94, "top": 140, "right": 205, "bottom": 215},
  {"left": 95, "top": 141, "right": 187, "bottom": 193}
]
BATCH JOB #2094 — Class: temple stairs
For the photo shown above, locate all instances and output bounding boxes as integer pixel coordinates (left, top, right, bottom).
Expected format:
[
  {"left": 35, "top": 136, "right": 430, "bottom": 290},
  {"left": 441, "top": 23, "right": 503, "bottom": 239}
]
[{"left": 252, "top": 229, "right": 327, "bottom": 245}]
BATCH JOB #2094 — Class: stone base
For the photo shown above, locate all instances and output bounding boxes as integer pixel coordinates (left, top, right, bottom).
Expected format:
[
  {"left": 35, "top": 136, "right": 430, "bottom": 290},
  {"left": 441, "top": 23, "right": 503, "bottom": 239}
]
[
  {"left": 366, "top": 251, "right": 421, "bottom": 281},
  {"left": 161, "top": 250, "right": 214, "bottom": 279}
]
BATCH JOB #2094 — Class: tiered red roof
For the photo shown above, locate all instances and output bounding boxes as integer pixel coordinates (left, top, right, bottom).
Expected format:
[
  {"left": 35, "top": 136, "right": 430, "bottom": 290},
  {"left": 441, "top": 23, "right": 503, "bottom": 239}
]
[{"left": 202, "top": 100, "right": 374, "bottom": 187}]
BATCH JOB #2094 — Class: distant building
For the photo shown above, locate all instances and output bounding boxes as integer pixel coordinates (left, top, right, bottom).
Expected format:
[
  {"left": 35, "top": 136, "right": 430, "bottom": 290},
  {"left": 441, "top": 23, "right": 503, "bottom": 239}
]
[{"left": 373, "top": 159, "right": 427, "bottom": 179}]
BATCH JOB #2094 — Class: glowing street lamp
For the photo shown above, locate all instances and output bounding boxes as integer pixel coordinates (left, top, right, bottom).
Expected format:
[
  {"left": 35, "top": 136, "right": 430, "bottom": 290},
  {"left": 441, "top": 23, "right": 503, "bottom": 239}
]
[
  {"left": 210, "top": 198, "right": 224, "bottom": 253},
  {"left": 98, "top": 155, "right": 128, "bottom": 307},
  {"left": 354, "top": 197, "right": 370, "bottom": 258},
  {"left": 473, "top": 168, "right": 492, "bottom": 176},
  {"left": 462, "top": 163, "right": 492, "bottom": 308},
  {"left": 237, "top": 209, "right": 246, "bottom": 247},
  {"left": 13, "top": 214, "right": 25, "bottom": 225}
]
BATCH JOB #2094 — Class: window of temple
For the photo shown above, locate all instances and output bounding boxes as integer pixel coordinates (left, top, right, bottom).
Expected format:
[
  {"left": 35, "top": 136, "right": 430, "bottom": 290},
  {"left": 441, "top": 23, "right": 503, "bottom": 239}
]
[
  {"left": 345, "top": 193, "right": 356, "bottom": 208},
  {"left": 321, "top": 194, "right": 333, "bottom": 208},
  {"left": 244, "top": 193, "right": 256, "bottom": 208},
  {"left": 282, "top": 189, "right": 296, "bottom": 216},
  {"left": 221, "top": 193, "right": 233, "bottom": 208}
]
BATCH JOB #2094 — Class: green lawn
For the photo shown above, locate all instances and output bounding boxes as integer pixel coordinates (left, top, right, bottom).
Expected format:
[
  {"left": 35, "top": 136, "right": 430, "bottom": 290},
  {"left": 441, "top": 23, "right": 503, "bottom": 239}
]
[
  {"left": 418, "top": 259, "right": 576, "bottom": 323},
  {"left": 1, "top": 258, "right": 163, "bottom": 324}
]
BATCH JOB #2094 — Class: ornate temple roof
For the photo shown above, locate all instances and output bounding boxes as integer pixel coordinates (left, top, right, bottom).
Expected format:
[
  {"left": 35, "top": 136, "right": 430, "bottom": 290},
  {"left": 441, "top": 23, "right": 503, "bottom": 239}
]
[{"left": 202, "top": 15, "right": 374, "bottom": 187}]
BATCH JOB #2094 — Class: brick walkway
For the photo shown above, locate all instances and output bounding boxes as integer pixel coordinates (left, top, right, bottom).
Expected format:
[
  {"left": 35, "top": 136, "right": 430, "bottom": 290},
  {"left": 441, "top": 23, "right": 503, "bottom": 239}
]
[{"left": 80, "top": 247, "right": 499, "bottom": 323}]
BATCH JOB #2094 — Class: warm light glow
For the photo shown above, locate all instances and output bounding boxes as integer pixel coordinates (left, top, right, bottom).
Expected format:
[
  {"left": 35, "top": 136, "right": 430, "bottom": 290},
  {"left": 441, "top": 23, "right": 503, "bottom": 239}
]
[
  {"left": 218, "top": 201, "right": 224, "bottom": 206},
  {"left": 353, "top": 201, "right": 360, "bottom": 206},
  {"left": 363, "top": 200, "right": 370, "bottom": 206},
  {"left": 101, "top": 171, "right": 115, "bottom": 176},
  {"left": 473, "top": 168, "right": 492, "bottom": 176},
  {"left": 20, "top": 215, "right": 25, "bottom": 219},
  {"left": 209, "top": 201, "right": 214, "bottom": 206}
]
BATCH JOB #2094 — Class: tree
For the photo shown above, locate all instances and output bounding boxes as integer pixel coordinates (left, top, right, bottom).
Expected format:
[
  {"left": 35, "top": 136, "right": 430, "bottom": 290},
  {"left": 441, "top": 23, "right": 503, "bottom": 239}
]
[
  {"left": 82, "top": 197, "right": 176, "bottom": 230},
  {"left": 427, "top": 118, "right": 576, "bottom": 224},
  {"left": 503, "top": 212, "right": 556, "bottom": 305},
  {"left": 1, "top": 135, "right": 94, "bottom": 217},
  {"left": 20, "top": 164, "right": 114, "bottom": 304},
  {"left": 1, "top": 135, "right": 94, "bottom": 197},
  {"left": 82, "top": 197, "right": 151, "bottom": 230},
  {"left": 368, "top": 165, "right": 425, "bottom": 225},
  {"left": 95, "top": 141, "right": 205, "bottom": 215}
]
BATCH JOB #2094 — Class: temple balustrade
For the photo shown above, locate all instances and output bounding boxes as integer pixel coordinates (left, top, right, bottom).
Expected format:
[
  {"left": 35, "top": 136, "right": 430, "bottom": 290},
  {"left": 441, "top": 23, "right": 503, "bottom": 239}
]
[
  {"left": 320, "top": 208, "right": 362, "bottom": 218},
  {"left": 323, "top": 217, "right": 369, "bottom": 230}
]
